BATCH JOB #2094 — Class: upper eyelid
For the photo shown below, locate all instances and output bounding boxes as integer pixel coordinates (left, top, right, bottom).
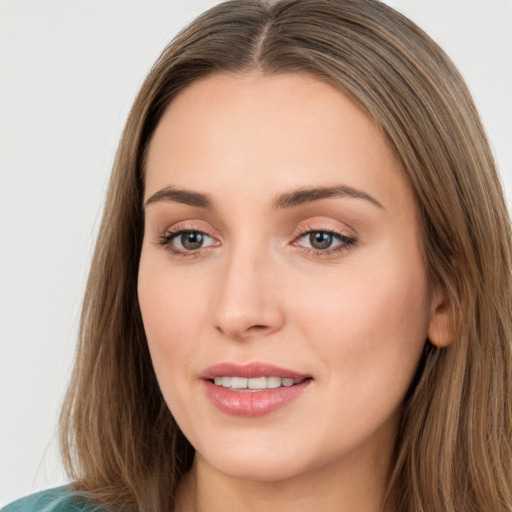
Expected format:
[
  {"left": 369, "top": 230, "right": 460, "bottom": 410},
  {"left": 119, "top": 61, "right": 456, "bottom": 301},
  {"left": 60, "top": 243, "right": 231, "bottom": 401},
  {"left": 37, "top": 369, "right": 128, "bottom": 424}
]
[
  {"left": 161, "top": 227, "right": 353, "bottom": 251},
  {"left": 162, "top": 220, "right": 220, "bottom": 237},
  {"left": 163, "top": 227, "right": 220, "bottom": 244},
  {"left": 156, "top": 216, "right": 355, "bottom": 240},
  {"left": 293, "top": 220, "right": 355, "bottom": 238}
]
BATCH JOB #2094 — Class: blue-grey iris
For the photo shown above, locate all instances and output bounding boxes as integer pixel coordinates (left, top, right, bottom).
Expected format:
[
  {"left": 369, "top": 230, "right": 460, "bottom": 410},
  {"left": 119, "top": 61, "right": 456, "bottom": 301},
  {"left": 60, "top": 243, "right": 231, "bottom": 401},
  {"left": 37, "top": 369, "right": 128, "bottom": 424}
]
[
  {"left": 181, "top": 232, "right": 204, "bottom": 250},
  {"left": 310, "top": 232, "right": 333, "bottom": 250}
]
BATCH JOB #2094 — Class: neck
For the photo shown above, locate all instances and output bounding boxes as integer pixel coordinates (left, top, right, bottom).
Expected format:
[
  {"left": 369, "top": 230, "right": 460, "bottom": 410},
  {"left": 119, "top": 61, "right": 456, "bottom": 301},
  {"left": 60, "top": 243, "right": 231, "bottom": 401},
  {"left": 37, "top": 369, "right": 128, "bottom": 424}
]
[{"left": 175, "top": 443, "right": 393, "bottom": 512}]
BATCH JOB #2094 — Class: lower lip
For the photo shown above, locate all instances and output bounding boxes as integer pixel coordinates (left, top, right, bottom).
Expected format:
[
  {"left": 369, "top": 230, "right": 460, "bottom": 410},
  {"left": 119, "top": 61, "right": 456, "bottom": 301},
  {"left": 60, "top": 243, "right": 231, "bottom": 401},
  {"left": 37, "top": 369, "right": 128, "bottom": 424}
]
[{"left": 202, "top": 379, "right": 311, "bottom": 417}]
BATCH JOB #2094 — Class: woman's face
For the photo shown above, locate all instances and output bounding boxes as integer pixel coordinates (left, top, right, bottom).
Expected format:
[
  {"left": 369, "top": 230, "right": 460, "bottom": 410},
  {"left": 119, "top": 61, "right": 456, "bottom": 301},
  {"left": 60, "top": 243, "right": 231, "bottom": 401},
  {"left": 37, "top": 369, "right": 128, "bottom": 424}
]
[{"left": 138, "top": 72, "right": 439, "bottom": 484}]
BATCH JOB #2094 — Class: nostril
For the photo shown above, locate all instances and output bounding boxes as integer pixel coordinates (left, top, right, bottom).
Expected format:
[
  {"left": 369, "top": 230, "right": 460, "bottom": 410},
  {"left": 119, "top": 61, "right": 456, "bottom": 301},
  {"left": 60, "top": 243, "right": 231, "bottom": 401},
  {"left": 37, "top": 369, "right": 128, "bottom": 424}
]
[{"left": 247, "top": 325, "right": 270, "bottom": 333}]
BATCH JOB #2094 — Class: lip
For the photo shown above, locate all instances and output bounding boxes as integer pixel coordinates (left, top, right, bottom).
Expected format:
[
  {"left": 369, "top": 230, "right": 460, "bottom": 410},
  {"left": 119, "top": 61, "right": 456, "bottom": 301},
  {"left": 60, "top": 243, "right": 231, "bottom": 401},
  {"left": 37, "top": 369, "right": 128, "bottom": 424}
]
[
  {"left": 200, "top": 362, "right": 310, "bottom": 380},
  {"left": 200, "top": 362, "right": 312, "bottom": 417}
]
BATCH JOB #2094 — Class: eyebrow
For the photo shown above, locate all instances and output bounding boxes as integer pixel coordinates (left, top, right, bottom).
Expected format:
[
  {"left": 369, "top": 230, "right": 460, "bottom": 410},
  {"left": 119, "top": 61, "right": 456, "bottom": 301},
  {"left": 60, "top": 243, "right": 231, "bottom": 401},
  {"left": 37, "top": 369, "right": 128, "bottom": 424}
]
[
  {"left": 144, "top": 187, "right": 214, "bottom": 209},
  {"left": 272, "top": 185, "right": 384, "bottom": 210},
  {"left": 144, "top": 184, "right": 384, "bottom": 210}
]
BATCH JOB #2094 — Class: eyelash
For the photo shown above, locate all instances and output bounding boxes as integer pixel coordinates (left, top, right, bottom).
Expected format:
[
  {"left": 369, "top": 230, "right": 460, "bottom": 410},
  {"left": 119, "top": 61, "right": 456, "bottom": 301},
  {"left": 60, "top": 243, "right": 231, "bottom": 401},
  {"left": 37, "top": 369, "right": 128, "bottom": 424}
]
[
  {"left": 155, "top": 229, "right": 218, "bottom": 258},
  {"left": 155, "top": 226, "right": 357, "bottom": 259},
  {"left": 292, "top": 227, "right": 357, "bottom": 257}
]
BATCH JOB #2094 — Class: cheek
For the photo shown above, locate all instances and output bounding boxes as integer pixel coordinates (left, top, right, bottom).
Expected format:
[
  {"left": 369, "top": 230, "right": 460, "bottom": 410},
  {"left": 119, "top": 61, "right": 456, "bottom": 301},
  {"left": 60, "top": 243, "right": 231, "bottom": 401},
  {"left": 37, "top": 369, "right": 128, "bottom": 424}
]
[
  {"left": 292, "top": 250, "right": 430, "bottom": 398},
  {"left": 286, "top": 258, "right": 430, "bottom": 452},
  {"left": 308, "top": 235, "right": 428, "bottom": 338},
  {"left": 330, "top": 273, "right": 428, "bottom": 348},
  {"left": 137, "top": 252, "right": 211, "bottom": 403},
  {"left": 138, "top": 243, "right": 213, "bottom": 335}
]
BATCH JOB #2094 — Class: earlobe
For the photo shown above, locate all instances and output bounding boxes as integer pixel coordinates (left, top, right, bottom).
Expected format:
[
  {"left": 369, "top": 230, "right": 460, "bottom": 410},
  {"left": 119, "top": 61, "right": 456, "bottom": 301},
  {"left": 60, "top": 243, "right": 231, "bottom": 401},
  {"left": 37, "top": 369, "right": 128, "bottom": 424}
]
[{"left": 427, "top": 288, "right": 455, "bottom": 347}]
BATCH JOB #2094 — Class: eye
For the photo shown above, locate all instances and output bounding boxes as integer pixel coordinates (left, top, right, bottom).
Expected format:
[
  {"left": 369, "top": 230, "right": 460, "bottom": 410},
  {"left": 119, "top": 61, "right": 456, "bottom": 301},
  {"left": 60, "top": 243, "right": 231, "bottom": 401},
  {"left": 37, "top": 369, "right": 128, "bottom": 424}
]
[
  {"left": 307, "top": 231, "right": 336, "bottom": 250},
  {"left": 156, "top": 229, "right": 219, "bottom": 256},
  {"left": 174, "top": 231, "right": 213, "bottom": 251},
  {"left": 294, "top": 230, "right": 356, "bottom": 254}
]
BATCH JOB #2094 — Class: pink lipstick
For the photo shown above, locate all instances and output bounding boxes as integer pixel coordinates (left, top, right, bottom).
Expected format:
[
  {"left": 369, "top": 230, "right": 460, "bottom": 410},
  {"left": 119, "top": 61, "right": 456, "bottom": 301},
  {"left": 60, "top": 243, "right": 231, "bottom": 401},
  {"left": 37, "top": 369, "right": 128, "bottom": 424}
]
[{"left": 200, "top": 362, "right": 312, "bottom": 417}]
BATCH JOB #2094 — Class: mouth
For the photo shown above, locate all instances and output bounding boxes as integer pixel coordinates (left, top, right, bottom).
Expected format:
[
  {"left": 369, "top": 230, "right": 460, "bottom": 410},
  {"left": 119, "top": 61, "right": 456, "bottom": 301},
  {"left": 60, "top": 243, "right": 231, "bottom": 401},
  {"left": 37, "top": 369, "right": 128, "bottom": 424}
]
[
  {"left": 211, "top": 375, "right": 308, "bottom": 391},
  {"left": 200, "top": 362, "right": 313, "bottom": 416}
]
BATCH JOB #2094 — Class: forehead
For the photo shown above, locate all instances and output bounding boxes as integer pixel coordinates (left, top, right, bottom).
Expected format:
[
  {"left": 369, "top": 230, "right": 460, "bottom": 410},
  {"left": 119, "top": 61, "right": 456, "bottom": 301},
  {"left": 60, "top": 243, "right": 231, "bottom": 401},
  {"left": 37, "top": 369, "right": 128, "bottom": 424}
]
[{"left": 144, "top": 71, "right": 412, "bottom": 216}]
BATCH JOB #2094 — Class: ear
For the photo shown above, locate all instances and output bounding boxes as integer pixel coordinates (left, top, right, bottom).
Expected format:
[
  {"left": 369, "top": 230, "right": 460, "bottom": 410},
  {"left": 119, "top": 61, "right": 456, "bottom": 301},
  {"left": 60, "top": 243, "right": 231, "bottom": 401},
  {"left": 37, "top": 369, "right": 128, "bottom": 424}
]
[{"left": 427, "top": 286, "right": 455, "bottom": 347}]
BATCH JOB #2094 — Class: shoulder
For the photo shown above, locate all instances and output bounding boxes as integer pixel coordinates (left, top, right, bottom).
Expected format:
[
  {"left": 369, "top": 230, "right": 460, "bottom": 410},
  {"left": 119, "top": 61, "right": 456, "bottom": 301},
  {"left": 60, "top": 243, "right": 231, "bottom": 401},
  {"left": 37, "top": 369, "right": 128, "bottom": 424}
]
[{"left": 2, "top": 486, "right": 105, "bottom": 512}]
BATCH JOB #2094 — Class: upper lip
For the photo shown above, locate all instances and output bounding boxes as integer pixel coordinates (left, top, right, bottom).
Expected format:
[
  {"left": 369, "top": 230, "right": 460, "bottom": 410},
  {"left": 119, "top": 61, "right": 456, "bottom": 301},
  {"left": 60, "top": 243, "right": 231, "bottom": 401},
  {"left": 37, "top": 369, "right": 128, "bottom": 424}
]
[{"left": 200, "top": 362, "right": 310, "bottom": 381}]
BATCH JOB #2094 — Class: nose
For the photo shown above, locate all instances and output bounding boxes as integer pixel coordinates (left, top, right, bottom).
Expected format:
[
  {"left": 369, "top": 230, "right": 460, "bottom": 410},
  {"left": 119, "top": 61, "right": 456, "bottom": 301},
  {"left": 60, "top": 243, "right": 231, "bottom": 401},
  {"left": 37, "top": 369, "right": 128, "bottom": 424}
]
[{"left": 210, "top": 246, "right": 285, "bottom": 341}]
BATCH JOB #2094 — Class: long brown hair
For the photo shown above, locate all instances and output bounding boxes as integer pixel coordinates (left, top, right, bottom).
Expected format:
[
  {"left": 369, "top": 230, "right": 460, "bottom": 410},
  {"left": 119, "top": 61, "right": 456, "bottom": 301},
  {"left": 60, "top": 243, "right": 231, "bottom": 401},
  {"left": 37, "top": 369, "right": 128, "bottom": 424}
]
[{"left": 59, "top": 1, "right": 512, "bottom": 510}]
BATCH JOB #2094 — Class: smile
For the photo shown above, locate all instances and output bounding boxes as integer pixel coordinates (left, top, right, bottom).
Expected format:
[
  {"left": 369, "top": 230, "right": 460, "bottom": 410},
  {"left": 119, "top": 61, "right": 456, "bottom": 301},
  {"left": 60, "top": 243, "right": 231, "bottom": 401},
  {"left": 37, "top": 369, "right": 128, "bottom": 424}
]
[
  {"left": 213, "top": 376, "right": 303, "bottom": 390},
  {"left": 201, "top": 362, "right": 312, "bottom": 416}
]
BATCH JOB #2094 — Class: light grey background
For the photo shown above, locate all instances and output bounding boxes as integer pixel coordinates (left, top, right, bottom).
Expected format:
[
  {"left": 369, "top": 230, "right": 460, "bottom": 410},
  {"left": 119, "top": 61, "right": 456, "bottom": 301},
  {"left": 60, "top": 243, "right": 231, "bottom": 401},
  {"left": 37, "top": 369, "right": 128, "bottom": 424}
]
[{"left": 1, "top": 0, "right": 511, "bottom": 506}]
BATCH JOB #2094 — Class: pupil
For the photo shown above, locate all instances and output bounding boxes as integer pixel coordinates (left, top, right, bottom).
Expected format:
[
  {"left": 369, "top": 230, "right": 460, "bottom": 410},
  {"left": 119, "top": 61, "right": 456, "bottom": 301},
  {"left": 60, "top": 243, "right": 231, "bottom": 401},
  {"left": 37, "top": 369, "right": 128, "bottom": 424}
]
[
  {"left": 310, "top": 231, "right": 333, "bottom": 250},
  {"left": 181, "top": 232, "right": 204, "bottom": 250}
]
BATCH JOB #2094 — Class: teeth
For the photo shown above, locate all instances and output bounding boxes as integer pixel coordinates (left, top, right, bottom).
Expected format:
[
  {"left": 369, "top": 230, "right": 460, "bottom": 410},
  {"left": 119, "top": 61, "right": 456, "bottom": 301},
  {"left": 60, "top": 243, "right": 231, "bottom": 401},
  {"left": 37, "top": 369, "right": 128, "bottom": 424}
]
[
  {"left": 231, "top": 377, "right": 248, "bottom": 388},
  {"left": 266, "top": 376, "right": 281, "bottom": 389},
  {"left": 212, "top": 376, "right": 303, "bottom": 390},
  {"left": 248, "top": 376, "right": 266, "bottom": 389}
]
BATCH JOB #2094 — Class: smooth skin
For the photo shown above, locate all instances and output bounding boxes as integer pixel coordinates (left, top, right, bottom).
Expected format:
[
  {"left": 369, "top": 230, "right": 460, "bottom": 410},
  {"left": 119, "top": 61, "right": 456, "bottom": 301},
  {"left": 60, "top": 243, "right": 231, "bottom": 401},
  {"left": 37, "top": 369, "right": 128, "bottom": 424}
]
[{"left": 138, "top": 72, "right": 453, "bottom": 512}]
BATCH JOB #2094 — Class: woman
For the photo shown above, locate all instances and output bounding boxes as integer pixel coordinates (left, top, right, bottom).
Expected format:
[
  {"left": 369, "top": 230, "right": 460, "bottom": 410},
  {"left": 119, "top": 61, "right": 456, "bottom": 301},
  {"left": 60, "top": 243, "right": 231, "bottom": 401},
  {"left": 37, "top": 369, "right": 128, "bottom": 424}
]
[{"left": 4, "top": 0, "right": 512, "bottom": 511}]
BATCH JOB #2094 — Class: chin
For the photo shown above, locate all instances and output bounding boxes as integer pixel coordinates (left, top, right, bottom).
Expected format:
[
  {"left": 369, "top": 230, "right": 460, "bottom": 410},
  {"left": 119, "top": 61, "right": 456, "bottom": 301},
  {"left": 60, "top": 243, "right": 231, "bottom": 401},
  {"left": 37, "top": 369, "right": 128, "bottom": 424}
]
[{"left": 195, "top": 439, "right": 313, "bottom": 482}]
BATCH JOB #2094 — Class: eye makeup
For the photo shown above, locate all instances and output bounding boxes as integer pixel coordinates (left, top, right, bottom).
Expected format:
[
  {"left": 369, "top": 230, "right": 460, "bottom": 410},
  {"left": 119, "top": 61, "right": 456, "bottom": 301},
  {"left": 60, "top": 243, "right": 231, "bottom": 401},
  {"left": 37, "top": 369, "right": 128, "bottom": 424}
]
[
  {"left": 292, "top": 228, "right": 357, "bottom": 257},
  {"left": 152, "top": 216, "right": 358, "bottom": 260},
  {"left": 155, "top": 228, "right": 220, "bottom": 258}
]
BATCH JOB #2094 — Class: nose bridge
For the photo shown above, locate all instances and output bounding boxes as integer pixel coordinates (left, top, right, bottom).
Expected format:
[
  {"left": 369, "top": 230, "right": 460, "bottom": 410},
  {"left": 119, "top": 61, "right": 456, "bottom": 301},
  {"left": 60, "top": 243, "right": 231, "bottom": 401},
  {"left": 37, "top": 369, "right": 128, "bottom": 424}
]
[{"left": 211, "top": 235, "right": 284, "bottom": 339}]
